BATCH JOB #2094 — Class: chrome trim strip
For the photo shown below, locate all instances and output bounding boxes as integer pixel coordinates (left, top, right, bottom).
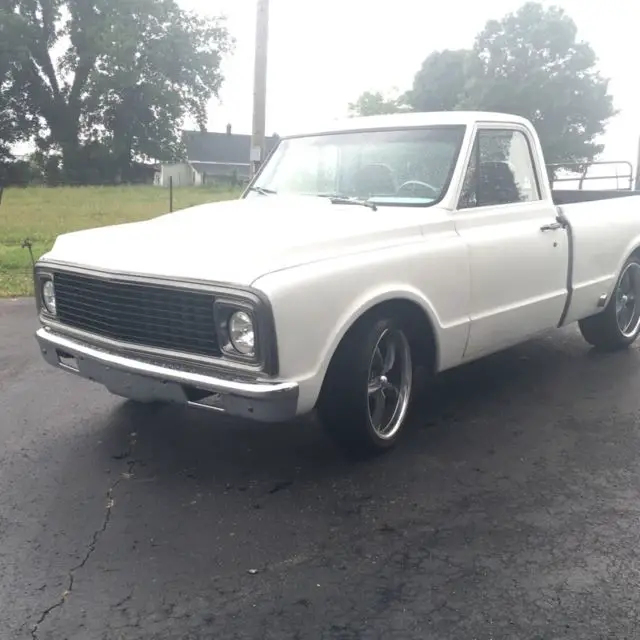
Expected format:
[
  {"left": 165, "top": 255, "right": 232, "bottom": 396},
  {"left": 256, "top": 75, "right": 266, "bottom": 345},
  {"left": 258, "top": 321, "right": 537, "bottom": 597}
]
[
  {"left": 40, "top": 317, "right": 264, "bottom": 375},
  {"left": 36, "top": 259, "right": 257, "bottom": 294},
  {"left": 36, "top": 328, "right": 297, "bottom": 403}
]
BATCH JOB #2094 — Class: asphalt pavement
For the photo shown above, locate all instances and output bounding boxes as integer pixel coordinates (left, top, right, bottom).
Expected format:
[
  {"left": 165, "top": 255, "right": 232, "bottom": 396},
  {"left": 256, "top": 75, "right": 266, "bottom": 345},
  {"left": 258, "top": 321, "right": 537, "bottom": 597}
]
[{"left": 3, "top": 297, "right": 640, "bottom": 639}]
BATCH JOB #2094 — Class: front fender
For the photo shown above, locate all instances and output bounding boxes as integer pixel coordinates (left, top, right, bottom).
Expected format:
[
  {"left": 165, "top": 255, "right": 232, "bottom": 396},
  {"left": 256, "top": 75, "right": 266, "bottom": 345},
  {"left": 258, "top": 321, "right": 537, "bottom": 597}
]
[
  {"left": 321, "top": 283, "right": 442, "bottom": 375},
  {"left": 253, "top": 240, "right": 470, "bottom": 414}
]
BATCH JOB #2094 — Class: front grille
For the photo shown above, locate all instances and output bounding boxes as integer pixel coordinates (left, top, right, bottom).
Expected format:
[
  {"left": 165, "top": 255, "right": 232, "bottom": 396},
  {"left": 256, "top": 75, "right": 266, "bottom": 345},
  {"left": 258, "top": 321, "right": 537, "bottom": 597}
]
[{"left": 52, "top": 271, "right": 221, "bottom": 357}]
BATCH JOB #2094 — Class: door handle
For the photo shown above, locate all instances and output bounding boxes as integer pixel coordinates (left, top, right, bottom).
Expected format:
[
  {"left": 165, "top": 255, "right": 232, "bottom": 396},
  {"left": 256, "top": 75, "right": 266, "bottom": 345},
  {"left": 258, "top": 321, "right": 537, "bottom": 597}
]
[{"left": 540, "top": 222, "right": 563, "bottom": 232}]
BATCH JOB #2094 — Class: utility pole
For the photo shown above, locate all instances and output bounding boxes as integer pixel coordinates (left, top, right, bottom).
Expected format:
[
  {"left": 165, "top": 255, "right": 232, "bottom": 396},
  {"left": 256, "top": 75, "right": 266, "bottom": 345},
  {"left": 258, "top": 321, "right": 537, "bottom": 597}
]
[{"left": 250, "top": 0, "right": 269, "bottom": 178}]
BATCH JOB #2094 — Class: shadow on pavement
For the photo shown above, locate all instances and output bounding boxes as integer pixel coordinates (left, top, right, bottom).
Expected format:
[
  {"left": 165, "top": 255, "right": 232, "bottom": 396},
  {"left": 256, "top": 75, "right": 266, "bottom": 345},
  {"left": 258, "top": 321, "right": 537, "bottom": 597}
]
[{"left": 99, "top": 327, "right": 638, "bottom": 490}]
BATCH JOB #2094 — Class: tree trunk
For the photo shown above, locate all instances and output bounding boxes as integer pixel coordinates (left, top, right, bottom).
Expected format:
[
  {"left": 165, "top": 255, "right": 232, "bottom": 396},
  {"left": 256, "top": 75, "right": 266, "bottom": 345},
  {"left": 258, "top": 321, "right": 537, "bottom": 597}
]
[
  {"left": 46, "top": 101, "right": 83, "bottom": 185},
  {"left": 61, "top": 142, "right": 83, "bottom": 185}
]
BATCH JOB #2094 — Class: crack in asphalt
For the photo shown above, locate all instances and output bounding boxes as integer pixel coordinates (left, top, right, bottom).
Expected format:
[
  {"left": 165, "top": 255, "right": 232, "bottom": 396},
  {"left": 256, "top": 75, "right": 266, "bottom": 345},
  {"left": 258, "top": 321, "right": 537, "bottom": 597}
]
[{"left": 29, "top": 436, "right": 138, "bottom": 640}]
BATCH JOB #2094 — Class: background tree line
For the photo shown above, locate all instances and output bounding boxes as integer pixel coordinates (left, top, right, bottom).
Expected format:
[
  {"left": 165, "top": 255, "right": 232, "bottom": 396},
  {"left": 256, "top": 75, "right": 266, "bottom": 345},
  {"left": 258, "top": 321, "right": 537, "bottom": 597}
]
[
  {"left": 349, "top": 2, "right": 616, "bottom": 168},
  {"left": 0, "top": 0, "right": 232, "bottom": 186},
  {"left": 1, "top": 1, "right": 618, "bottom": 188}
]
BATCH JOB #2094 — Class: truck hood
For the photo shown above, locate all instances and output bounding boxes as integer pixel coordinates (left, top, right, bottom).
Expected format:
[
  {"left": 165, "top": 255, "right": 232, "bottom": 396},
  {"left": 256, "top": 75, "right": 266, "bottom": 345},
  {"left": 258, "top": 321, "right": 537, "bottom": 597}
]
[{"left": 42, "top": 195, "right": 427, "bottom": 286}]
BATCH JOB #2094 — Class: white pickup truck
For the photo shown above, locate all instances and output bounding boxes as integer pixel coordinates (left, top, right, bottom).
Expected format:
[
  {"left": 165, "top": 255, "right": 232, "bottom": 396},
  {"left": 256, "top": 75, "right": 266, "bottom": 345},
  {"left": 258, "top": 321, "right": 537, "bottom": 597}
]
[{"left": 34, "top": 111, "right": 640, "bottom": 457}]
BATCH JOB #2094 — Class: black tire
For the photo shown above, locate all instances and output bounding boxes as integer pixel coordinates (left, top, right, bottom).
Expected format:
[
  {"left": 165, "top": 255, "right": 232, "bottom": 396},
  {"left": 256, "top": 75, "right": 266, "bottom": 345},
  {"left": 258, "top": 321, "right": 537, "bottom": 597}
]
[
  {"left": 317, "top": 315, "right": 413, "bottom": 458},
  {"left": 578, "top": 255, "right": 640, "bottom": 351}
]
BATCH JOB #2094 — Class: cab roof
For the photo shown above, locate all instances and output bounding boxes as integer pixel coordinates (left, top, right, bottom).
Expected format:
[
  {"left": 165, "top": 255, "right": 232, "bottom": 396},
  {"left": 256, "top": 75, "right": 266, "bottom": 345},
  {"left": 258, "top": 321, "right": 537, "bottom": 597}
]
[{"left": 282, "top": 111, "right": 531, "bottom": 138}]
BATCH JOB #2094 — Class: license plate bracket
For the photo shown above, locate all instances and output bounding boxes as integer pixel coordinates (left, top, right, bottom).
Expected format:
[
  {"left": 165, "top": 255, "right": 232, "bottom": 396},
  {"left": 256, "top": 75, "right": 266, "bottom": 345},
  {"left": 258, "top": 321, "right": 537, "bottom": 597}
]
[{"left": 77, "top": 356, "right": 189, "bottom": 403}]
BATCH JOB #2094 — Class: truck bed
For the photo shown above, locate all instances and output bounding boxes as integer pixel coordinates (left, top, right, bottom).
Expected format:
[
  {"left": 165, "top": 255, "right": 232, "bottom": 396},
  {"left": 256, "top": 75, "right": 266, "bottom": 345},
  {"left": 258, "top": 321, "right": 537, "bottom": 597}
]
[
  {"left": 553, "top": 189, "right": 640, "bottom": 206},
  {"left": 558, "top": 193, "right": 640, "bottom": 327}
]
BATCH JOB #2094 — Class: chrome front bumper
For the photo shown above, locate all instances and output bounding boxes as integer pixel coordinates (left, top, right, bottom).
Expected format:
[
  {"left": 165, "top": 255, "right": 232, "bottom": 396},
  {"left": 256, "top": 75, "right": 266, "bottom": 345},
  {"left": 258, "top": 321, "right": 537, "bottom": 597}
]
[{"left": 36, "top": 328, "right": 299, "bottom": 423}]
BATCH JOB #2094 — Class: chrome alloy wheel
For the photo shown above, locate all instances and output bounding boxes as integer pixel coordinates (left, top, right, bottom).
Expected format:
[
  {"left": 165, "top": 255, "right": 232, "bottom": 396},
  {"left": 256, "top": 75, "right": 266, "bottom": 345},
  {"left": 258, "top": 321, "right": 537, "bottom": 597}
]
[
  {"left": 366, "top": 328, "right": 412, "bottom": 439},
  {"left": 616, "top": 262, "right": 640, "bottom": 338}
]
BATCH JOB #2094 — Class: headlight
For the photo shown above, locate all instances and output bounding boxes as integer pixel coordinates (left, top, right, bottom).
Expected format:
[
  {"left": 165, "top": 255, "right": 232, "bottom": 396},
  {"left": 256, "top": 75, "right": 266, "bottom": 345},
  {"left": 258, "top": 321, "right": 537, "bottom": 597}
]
[
  {"left": 228, "top": 311, "right": 255, "bottom": 356},
  {"left": 42, "top": 280, "right": 57, "bottom": 315}
]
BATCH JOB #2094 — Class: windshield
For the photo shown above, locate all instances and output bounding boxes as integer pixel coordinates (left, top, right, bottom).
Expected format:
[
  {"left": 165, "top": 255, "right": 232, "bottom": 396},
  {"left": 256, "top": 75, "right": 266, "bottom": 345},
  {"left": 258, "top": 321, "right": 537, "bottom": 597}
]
[{"left": 251, "top": 125, "right": 466, "bottom": 206}]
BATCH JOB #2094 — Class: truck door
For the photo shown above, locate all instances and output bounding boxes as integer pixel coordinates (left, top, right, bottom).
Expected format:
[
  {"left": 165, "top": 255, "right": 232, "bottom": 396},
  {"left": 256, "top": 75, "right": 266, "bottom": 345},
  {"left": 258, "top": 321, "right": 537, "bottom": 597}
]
[{"left": 454, "top": 125, "right": 569, "bottom": 360}]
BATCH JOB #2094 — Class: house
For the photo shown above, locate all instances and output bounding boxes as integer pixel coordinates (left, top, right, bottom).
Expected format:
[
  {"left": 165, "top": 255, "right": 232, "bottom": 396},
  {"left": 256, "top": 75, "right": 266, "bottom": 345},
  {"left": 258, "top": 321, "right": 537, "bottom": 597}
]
[{"left": 154, "top": 125, "right": 279, "bottom": 187}]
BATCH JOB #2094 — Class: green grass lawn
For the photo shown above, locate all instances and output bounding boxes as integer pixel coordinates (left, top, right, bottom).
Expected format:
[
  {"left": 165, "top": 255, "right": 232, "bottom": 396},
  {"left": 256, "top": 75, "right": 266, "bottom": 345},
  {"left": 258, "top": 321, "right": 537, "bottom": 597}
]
[{"left": 0, "top": 184, "right": 240, "bottom": 297}]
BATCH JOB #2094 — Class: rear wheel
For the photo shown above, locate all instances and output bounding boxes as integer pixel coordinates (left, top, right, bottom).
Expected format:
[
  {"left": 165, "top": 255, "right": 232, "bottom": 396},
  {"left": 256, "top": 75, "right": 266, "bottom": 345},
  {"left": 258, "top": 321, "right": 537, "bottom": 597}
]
[
  {"left": 317, "top": 316, "right": 413, "bottom": 458},
  {"left": 578, "top": 256, "right": 640, "bottom": 350}
]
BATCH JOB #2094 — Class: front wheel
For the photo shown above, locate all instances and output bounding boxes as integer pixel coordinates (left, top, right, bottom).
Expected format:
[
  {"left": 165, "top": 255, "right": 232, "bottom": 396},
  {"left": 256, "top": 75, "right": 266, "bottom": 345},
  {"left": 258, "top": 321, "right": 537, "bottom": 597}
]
[
  {"left": 579, "top": 256, "right": 640, "bottom": 350},
  {"left": 317, "top": 316, "right": 413, "bottom": 458}
]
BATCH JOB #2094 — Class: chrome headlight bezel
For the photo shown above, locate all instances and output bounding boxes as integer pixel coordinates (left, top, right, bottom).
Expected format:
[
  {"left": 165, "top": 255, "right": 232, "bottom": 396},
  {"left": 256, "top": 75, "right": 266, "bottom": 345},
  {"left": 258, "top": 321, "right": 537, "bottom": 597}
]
[
  {"left": 35, "top": 272, "right": 57, "bottom": 317},
  {"left": 214, "top": 298, "right": 262, "bottom": 364}
]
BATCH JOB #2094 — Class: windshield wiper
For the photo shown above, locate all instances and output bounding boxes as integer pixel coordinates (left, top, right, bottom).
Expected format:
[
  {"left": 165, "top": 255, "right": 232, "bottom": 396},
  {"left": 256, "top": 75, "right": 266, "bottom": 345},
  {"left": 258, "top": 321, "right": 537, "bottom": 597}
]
[
  {"left": 248, "top": 185, "right": 277, "bottom": 195},
  {"left": 321, "top": 194, "right": 377, "bottom": 211}
]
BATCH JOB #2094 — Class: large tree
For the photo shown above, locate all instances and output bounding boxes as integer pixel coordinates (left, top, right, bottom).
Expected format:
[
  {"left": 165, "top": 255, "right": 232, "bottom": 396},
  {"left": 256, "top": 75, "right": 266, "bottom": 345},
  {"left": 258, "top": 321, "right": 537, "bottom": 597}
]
[
  {"left": 0, "top": 4, "right": 36, "bottom": 160},
  {"left": 2, "top": 0, "right": 233, "bottom": 181},
  {"left": 347, "top": 91, "right": 407, "bottom": 117},
  {"left": 461, "top": 2, "right": 615, "bottom": 163},
  {"left": 405, "top": 49, "right": 479, "bottom": 113},
  {"left": 349, "top": 2, "right": 616, "bottom": 165}
]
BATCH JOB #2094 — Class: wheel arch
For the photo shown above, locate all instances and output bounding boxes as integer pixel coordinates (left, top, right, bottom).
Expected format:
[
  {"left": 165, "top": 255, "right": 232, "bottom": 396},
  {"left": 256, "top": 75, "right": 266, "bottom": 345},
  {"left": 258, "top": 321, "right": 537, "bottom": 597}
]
[
  {"left": 578, "top": 249, "right": 640, "bottom": 350},
  {"left": 318, "top": 289, "right": 441, "bottom": 395},
  {"left": 613, "top": 237, "right": 640, "bottom": 289},
  {"left": 596, "top": 242, "right": 640, "bottom": 312}
]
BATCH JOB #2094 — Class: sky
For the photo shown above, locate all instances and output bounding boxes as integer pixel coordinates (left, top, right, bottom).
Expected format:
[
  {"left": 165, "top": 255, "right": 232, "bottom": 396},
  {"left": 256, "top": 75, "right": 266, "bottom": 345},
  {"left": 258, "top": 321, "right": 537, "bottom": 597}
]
[{"left": 180, "top": 0, "right": 639, "bottom": 165}]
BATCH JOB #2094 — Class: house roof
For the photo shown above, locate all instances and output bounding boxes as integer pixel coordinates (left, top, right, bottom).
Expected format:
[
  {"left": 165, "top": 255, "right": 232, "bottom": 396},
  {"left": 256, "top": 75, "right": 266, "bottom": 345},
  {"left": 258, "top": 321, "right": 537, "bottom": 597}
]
[{"left": 182, "top": 130, "right": 279, "bottom": 165}]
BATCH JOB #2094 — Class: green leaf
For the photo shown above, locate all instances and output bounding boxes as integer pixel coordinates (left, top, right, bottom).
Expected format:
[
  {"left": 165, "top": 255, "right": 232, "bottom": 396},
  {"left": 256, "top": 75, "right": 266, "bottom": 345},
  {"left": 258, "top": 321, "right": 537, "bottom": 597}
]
[
  {"left": 349, "top": 2, "right": 616, "bottom": 166},
  {"left": 0, "top": 0, "right": 233, "bottom": 181}
]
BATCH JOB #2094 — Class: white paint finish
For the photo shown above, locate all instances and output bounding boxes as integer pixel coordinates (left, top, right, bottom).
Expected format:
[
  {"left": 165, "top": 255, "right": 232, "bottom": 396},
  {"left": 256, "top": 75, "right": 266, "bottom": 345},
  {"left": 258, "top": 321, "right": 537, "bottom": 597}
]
[
  {"left": 561, "top": 195, "right": 640, "bottom": 324},
  {"left": 450, "top": 119, "right": 571, "bottom": 358},
  {"left": 253, "top": 211, "right": 471, "bottom": 413},
  {"left": 455, "top": 201, "right": 569, "bottom": 359},
  {"left": 282, "top": 111, "right": 533, "bottom": 139},
  {"left": 42, "top": 196, "right": 441, "bottom": 287}
]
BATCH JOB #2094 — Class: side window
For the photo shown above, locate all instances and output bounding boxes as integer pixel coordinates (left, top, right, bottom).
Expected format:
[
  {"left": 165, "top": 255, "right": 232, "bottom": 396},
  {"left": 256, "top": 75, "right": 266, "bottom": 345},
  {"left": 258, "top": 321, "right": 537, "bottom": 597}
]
[
  {"left": 458, "top": 129, "right": 541, "bottom": 209},
  {"left": 459, "top": 140, "right": 478, "bottom": 209}
]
